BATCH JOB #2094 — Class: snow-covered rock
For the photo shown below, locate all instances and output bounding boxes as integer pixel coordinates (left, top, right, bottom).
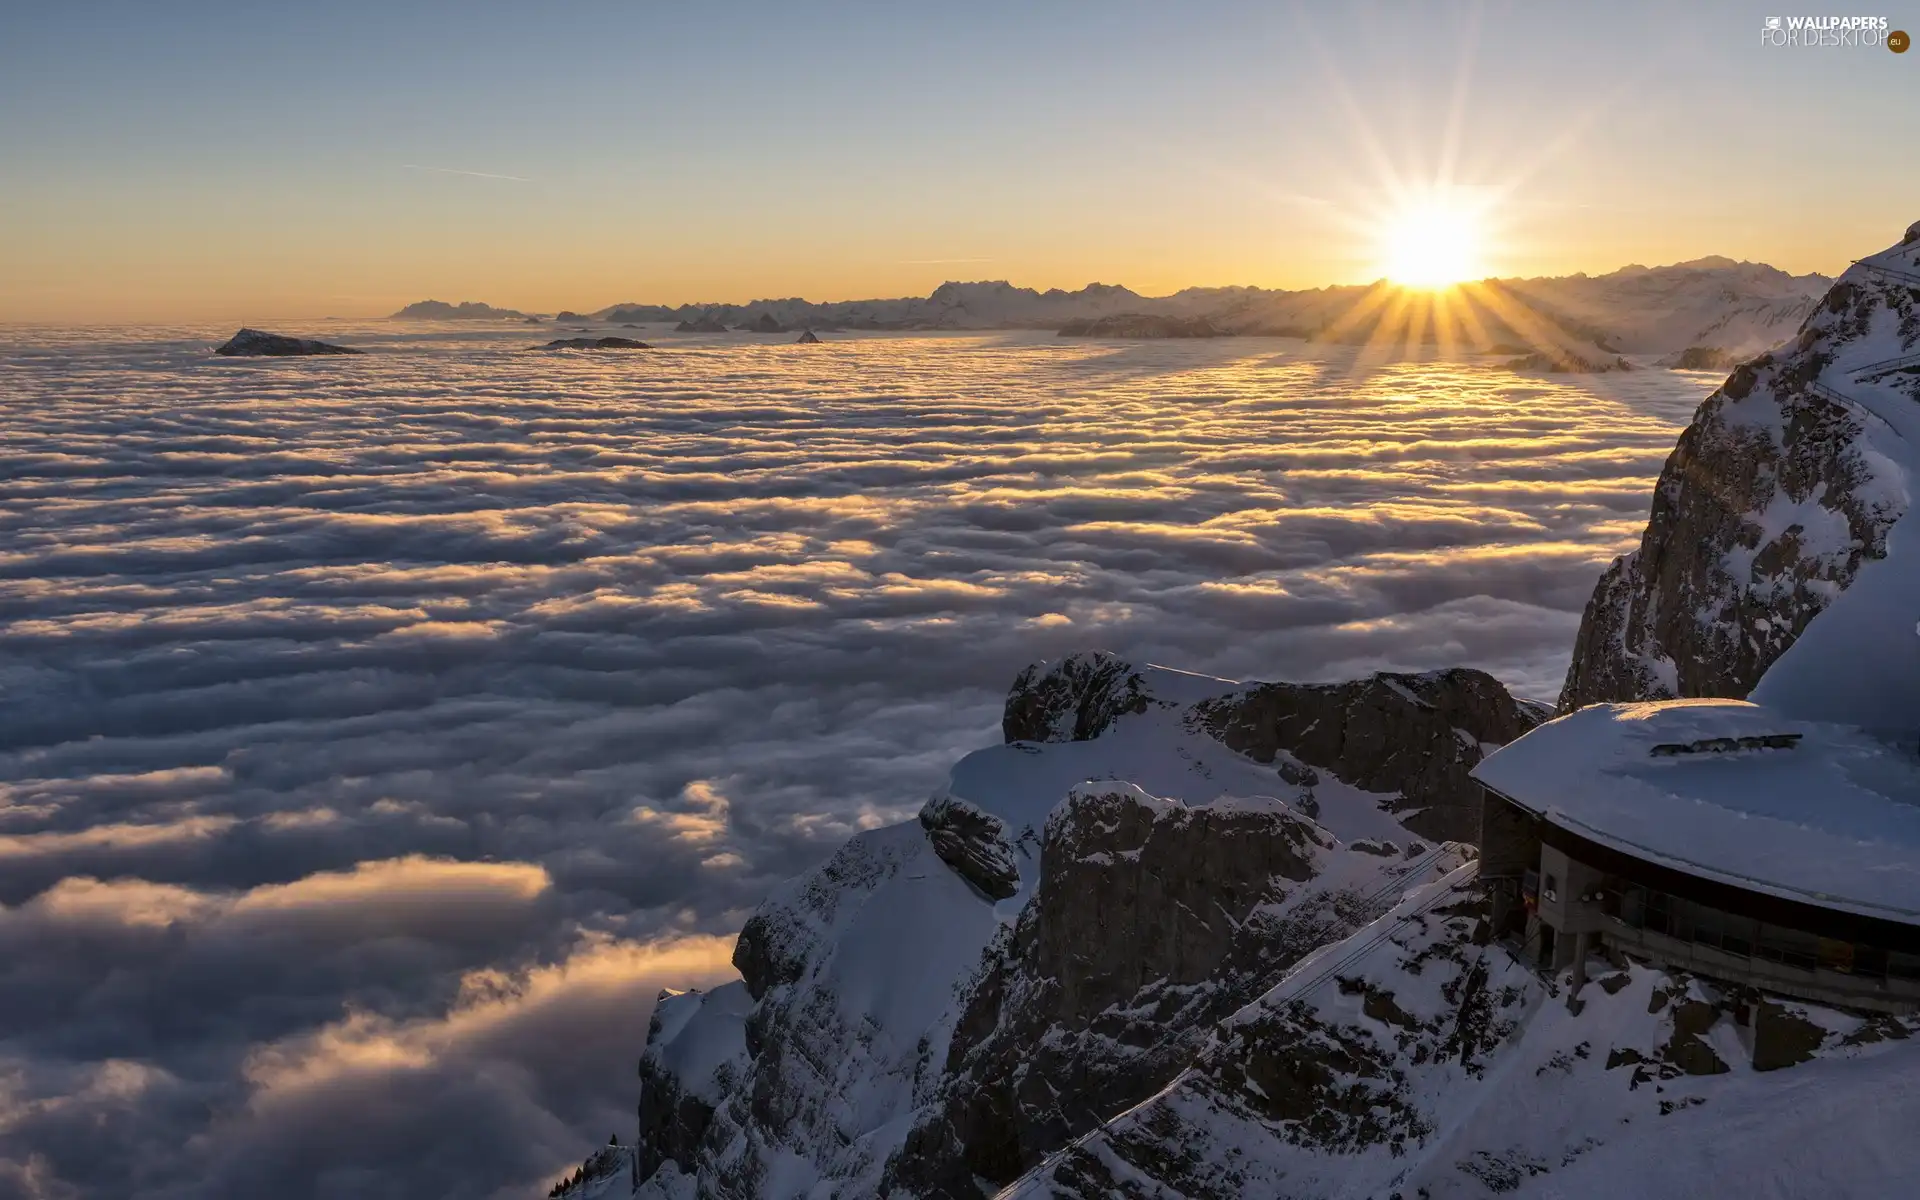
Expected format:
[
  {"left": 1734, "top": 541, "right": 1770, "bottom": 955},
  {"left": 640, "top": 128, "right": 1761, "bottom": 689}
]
[
  {"left": 1002, "top": 868, "right": 1920, "bottom": 1200},
  {"left": 1559, "top": 221, "right": 1919, "bottom": 711},
  {"left": 621, "top": 653, "right": 1540, "bottom": 1198},
  {"left": 885, "top": 783, "right": 1468, "bottom": 1197}
]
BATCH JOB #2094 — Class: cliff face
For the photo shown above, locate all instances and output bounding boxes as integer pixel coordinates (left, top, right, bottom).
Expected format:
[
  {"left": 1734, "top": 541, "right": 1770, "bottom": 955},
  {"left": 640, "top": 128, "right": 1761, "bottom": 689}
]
[
  {"left": 1192, "top": 668, "right": 1545, "bottom": 844},
  {"left": 1559, "top": 224, "right": 1920, "bottom": 712},
  {"left": 886, "top": 784, "right": 1466, "bottom": 1198},
  {"left": 626, "top": 652, "right": 1539, "bottom": 1198}
]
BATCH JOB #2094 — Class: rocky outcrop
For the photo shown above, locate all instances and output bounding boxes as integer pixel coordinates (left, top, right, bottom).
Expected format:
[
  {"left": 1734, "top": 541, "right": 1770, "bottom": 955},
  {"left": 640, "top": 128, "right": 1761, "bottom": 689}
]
[
  {"left": 213, "top": 328, "right": 361, "bottom": 356},
  {"left": 1191, "top": 668, "right": 1546, "bottom": 842},
  {"left": 633, "top": 984, "right": 749, "bottom": 1184},
  {"left": 1001, "top": 650, "right": 1159, "bottom": 742},
  {"left": 1662, "top": 344, "right": 1737, "bottom": 370},
  {"left": 626, "top": 652, "right": 1545, "bottom": 1198},
  {"left": 1558, "top": 225, "right": 1920, "bottom": 711},
  {"left": 794, "top": 330, "right": 821, "bottom": 344},
  {"left": 675, "top": 314, "right": 730, "bottom": 333},
  {"left": 541, "top": 337, "right": 652, "bottom": 350},
  {"left": 1057, "top": 313, "right": 1227, "bottom": 338},
  {"left": 886, "top": 783, "right": 1466, "bottom": 1197},
  {"left": 918, "top": 793, "right": 1018, "bottom": 900},
  {"left": 1506, "top": 349, "right": 1633, "bottom": 373}
]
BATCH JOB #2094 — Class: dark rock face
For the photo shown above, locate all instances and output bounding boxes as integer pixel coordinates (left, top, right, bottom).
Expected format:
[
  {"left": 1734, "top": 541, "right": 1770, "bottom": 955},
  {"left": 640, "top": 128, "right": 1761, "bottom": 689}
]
[
  {"left": 982, "top": 882, "right": 1531, "bottom": 1199},
  {"left": 889, "top": 784, "right": 1383, "bottom": 1196},
  {"left": 1057, "top": 313, "right": 1226, "bottom": 338},
  {"left": 1670, "top": 345, "right": 1735, "bottom": 370},
  {"left": 1001, "top": 650, "right": 1157, "bottom": 743},
  {"left": 676, "top": 314, "right": 730, "bottom": 333},
  {"left": 1557, "top": 239, "right": 1919, "bottom": 711},
  {"left": 540, "top": 337, "right": 652, "bottom": 350},
  {"left": 1192, "top": 668, "right": 1544, "bottom": 842},
  {"left": 213, "top": 328, "right": 361, "bottom": 357},
  {"left": 1506, "top": 349, "right": 1633, "bottom": 372},
  {"left": 919, "top": 793, "right": 1018, "bottom": 900},
  {"left": 750, "top": 313, "right": 786, "bottom": 333},
  {"left": 795, "top": 329, "right": 821, "bottom": 344}
]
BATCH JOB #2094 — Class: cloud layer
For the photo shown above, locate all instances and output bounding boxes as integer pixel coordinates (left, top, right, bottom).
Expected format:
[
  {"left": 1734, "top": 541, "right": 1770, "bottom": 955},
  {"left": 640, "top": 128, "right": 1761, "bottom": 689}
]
[{"left": 0, "top": 324, "right": 1710, "bottom": 1196}]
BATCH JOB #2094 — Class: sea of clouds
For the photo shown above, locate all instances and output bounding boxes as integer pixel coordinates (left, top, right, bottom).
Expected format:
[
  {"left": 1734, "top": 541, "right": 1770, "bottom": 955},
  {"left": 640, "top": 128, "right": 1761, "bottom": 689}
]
[{"left": 0, "top": 322, "right": 1714, "bottom": 1198}]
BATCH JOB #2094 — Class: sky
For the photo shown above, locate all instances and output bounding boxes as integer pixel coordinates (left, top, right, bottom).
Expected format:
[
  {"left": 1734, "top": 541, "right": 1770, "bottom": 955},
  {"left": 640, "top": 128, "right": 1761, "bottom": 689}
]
[{"left": 0, "top": 0, "right": 1916, "bottom": 320}]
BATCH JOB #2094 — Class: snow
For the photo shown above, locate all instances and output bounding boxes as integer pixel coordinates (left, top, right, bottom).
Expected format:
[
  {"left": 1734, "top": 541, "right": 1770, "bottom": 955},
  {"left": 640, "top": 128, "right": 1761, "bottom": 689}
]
[
  {"left": 1750, "top": 238, "right": 1920, "bottom": 730},
  {"left": 648, "top": 982, "right": 751, "bottom": 1105},
  {"left": 1473, "top": 699, "right": 1920, "bottom": 921},
  {"left": 946, "top": 670, "right": 1413, "bottom": 901}
]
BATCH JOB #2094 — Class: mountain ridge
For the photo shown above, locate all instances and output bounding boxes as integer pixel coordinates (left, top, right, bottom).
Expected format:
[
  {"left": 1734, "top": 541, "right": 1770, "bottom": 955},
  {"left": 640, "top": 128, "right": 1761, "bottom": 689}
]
[{"left": 395, "top": 256, "right": 1831, "bottom": 358}]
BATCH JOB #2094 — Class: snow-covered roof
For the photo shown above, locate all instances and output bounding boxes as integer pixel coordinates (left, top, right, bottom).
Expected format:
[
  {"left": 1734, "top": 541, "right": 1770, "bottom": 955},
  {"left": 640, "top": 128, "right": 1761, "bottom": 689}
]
[{"left": 1472, "top": 699, "right": 1920, "bottom": 924}]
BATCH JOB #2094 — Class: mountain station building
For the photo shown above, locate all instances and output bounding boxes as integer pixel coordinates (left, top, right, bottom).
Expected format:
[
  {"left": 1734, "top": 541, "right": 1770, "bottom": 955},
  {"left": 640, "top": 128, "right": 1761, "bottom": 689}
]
[{"left": 1472, "top": 699, "right": 1920, "bottom": 1014}]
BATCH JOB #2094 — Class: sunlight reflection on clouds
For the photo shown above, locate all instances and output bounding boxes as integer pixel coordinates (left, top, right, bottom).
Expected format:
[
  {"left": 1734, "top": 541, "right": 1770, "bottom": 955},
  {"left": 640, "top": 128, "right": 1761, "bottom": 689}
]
[{"left": 0, "top": 324, "right": 1710, "bottom": 1197}]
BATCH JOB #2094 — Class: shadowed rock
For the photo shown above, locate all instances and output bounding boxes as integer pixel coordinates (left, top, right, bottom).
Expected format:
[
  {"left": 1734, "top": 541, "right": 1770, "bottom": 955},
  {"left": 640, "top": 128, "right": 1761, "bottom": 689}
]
[
  {"left": 214, "top": 328, "right": 361, "bottom": 357},
  {"left": 539, "top": 337, "right": 652, "bottom": 350},
  {"left": 795, "top": 330, "right": 821, "bottom": 344},
  {"left": 919, "top": 794, "right": 1018, "bottom": 900}
]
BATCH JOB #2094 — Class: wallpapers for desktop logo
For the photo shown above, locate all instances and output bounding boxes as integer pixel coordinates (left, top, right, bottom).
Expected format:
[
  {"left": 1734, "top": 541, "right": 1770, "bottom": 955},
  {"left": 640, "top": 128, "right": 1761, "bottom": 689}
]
[{"left": 1760, "top": 14, "right": 1905, "bottom": 48}]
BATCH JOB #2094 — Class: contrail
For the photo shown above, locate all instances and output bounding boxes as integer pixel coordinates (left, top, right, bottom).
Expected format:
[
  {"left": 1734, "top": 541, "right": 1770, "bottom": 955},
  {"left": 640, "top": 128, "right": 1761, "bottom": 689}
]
[{"left": 402, "top": 164, "right": 531, "bottom": 182}]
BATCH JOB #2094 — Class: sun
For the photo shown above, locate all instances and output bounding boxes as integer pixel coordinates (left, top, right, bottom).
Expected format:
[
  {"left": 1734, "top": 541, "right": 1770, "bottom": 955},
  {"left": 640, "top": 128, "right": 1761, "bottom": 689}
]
[{"left": 1379, "top": 199, "right": 1486, "bottom": 289}]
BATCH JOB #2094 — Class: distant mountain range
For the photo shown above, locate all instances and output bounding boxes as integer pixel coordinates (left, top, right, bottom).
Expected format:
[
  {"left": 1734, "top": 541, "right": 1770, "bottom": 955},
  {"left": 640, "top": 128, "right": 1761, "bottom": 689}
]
[
  {"left": 390, "top": 299, "right": 533, "bottom": 321},
  {"left": 394, "top": 257, "right": 1831, "bottom": 358}
]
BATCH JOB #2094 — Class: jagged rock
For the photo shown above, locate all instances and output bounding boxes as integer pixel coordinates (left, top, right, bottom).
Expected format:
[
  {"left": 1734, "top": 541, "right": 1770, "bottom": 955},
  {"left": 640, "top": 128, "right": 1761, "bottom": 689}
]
[
  {"left": 632, "top": 655, "right": 1539, "bottom": 1197},
  {"left": 918, "top": 793, "right": 1018, "bottom": 900},
  {"left": 676, "top": 314, "right": 730, "bottom": 333},
  {"left": 1664, "top": 344, "right": 1737, "bottom": 370},
  {"left": 1001, "top": 650, "right": 1156, "bottom": 742},
  {"left": 1190, "top": 668, "right": 1544, "bottom": 842},
  {"left": 749, "top": 313, "right": 786, "bottom": 333},
  {"left": 886, "top": 782, "right": 1465, "bottom": 1195},
  {"left": 540, "top": 337, "right": 652, "bottom": 350},
  {"left": 795, "top": 330, "right": 821, "bottom": 344},
  {"left": 213, "top": 328, "right": 360, "bottom": 357},
  {"left": 1558, "top": 225, "right": 1919, "bottom": 711}
]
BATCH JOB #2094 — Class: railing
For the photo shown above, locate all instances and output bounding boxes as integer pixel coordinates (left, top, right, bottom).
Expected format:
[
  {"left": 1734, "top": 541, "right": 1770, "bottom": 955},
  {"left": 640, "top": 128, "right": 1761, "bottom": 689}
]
[
  {"left": 1854, "top": 350, "right": 1920, "bottom": 379},
  {"left": 1804, "top": 378, "right": 1855, "bottom": 408},
  {"left": 1852, "top": 258, "right": 1920, "bottom": 289}
]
